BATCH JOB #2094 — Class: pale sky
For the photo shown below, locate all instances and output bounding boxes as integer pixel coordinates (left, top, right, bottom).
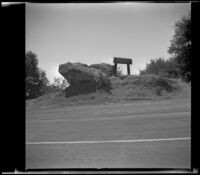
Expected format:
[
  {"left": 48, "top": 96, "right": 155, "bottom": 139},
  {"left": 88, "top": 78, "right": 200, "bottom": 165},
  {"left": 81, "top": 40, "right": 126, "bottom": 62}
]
[{"left": 26, "top": 2, "right": 191, "bottom": 83}]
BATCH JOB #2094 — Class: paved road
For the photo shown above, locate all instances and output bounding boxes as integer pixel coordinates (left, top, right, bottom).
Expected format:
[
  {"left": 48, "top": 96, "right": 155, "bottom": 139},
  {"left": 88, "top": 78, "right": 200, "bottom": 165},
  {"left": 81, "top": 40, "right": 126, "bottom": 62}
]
[{"left": 26, "top": 97, "right": 191, "bottom": 169}]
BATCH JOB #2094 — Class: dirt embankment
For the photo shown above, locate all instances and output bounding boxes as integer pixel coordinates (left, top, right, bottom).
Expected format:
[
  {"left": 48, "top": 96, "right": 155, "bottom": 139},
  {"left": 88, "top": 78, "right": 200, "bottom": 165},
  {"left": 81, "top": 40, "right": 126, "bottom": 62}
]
[{"left": 26, "top": 74, "right": 190, "bottom": 109}]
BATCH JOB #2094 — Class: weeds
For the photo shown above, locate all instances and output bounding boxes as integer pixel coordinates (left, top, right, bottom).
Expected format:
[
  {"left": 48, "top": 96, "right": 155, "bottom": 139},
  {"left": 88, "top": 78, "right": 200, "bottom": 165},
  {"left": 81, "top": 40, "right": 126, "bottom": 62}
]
[{"left": 26, "top": 74, "right": 185, "bottom": 108}]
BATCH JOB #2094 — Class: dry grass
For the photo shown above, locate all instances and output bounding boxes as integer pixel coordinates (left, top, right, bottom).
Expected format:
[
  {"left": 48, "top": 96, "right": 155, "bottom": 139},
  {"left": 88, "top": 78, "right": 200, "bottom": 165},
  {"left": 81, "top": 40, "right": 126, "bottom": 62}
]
[{"left": 26, "top": 74, "right": 189, "bottom": 109}]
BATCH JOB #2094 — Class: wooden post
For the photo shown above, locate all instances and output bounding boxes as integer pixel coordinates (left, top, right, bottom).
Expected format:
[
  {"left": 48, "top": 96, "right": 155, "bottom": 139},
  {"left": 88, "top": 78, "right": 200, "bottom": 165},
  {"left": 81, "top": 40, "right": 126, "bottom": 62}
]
[
  {"left": 127, "top": 63, "right": 130, "bottom": 75},
  {"left": 114, "top": 63, "right": 117, "bottom": 76}
]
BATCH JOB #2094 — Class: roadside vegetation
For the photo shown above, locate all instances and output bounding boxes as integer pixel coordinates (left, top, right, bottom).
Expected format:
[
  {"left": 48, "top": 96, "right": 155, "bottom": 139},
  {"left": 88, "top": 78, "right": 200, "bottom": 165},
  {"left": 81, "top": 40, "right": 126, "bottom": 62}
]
[
  {"left": 26, "top": 74, "right": 191, "bottom": 109},
  {"left": 26, "top": 51, "right": 49, "bottom": 99},
  {"left": 139, "top": 57, "right": 179, "bottom": 78},
  {"left": 26, "top": 50, "right": 69, "bottom": 99},
  {"left": 140, "top": 13, "right": 191, "bottom": 82}
]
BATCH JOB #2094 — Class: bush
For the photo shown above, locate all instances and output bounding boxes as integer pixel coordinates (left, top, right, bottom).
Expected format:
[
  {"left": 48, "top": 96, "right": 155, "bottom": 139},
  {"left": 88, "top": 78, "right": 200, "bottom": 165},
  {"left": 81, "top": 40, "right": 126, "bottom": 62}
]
[
  {"left": 96, "top": 73, "right": 112, "bottom": 94},
  {"left": 42, "top": 77, "right": 70, "bottom": 95},
  {"left": 153, "top": 76, "right": 174, "bottom": 92},
  {"left": 52, "top": 77, "right": 70, "bottom": 91},
  {"left": 140, "top": 57, "right": 180, "bottom": 78},
  {"left": 26, "top": 76, "right": 40, "bottom": 98},
  {"left": 122, "top": 74, "right": 178, "bottom": 96}
]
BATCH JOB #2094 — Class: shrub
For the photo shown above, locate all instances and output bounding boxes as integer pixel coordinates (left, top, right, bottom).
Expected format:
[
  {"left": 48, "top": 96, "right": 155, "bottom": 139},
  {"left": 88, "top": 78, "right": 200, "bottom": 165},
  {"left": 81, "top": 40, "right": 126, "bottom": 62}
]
[
  {"left": 96, "top": 73, "right": 112, "bottom": 94},
  {"left": 52, "top": 77, "right": 70, "bottom": 91},
  {"left": 140, "top": 57, "right": 180, "bottom": 78}
]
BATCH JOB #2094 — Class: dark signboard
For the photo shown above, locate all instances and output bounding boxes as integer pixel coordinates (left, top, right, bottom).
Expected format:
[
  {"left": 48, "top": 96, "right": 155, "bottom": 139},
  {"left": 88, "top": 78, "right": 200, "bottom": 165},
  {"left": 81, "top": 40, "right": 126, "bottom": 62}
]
[{"left": 113, "top": 57, "right": 132, "bottom": 64}]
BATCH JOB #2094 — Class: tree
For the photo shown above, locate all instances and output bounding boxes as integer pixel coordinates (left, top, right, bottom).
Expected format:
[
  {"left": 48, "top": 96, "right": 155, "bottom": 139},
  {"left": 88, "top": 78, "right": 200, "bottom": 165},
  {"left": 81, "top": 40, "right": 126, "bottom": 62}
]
[
  {"left": 26, "top": 51, "right": 49, "bottom": 99},
  {"left": 38, "top": 69, "right": 50, "bottom": 95},
  {"left": 168, "top": 13, "right": 191, "bottom": 82},
  {"left": 26, "top": 51, "right": 39, "bottom": 78},
  {"left": 166, "top": 57, "right": 180, "bottom": 78}
]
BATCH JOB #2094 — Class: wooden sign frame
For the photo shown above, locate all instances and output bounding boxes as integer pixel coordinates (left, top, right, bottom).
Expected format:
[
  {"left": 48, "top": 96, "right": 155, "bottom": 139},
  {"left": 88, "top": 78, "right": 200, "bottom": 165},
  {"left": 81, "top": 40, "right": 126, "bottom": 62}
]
[{"left": 113, "top": 57, "right": 132, "bottom": 75}]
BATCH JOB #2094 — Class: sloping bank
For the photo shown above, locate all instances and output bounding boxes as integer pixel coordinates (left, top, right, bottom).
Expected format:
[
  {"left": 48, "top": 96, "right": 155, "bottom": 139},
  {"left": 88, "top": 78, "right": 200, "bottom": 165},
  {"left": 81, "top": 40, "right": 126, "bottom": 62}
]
[{"left": 26, "top": 74, "right": 190, "bottom": 109}]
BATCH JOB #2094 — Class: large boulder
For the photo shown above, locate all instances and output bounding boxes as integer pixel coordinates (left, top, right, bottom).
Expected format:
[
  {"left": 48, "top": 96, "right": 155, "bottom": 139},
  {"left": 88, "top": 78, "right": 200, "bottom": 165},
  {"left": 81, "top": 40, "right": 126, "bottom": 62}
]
[
  {"left": 89, "top": 63, "right": 114, "bottom": 77},
  {"left": 59, "top": 62, "right": 111, "bottom": 97}
]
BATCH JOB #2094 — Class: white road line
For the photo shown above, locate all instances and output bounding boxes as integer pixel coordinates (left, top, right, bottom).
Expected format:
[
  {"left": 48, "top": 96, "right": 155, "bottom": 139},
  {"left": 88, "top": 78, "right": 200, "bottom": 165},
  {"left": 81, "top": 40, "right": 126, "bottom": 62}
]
[{"left": 26, "top": 137, "right": 191, "bottom": 145}]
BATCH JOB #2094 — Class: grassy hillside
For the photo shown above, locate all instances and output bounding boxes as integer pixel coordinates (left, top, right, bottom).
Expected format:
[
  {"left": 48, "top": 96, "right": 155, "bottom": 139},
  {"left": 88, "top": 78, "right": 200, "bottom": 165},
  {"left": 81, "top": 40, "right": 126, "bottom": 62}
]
[{"left": 26, "top": 74, "right": 190, "bottom": 109}]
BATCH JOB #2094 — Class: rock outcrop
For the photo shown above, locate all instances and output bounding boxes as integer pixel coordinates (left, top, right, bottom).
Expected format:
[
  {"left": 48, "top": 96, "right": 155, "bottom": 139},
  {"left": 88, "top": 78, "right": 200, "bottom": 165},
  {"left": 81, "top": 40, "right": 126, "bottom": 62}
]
[
  {"left": 89, "top": 63, "right": 114, "bottom": 77},
  {"left": 59, "top": 62, "right": 111, "bottom": 97}
]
